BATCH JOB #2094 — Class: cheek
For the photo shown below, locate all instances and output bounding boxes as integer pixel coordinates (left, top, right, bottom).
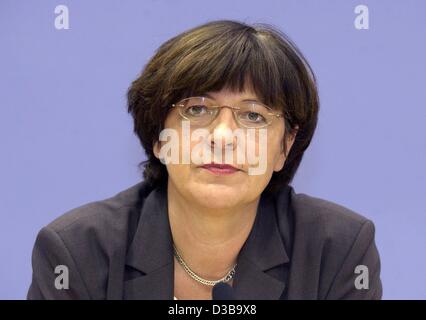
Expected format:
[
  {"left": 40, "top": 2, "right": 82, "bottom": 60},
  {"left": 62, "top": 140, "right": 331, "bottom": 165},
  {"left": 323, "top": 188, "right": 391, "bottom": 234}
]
[
  {"left": 242, "top": 131, "right": 282, "bottom": 189},
  {"left": 269, "top": 121, "right": 285, "bottom": 153},
  {"left": 159, "top": 114, "right": 191, "bottom": 180},
  {"left": 260, "top": 129, "right": 282, "bottom": 168},
  {"left": 269, "top": 139, "right": 283, "bottom": 165}
]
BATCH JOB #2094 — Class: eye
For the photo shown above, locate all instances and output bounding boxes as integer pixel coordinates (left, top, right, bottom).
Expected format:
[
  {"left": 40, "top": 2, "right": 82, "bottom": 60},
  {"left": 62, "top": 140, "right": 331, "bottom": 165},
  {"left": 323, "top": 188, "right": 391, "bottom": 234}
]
[
  {"left": 185, "top": 105, "right": 208, "bottom": 117},
  {"left": 240, "top": 111, "right": 267, "bottom": 123}
]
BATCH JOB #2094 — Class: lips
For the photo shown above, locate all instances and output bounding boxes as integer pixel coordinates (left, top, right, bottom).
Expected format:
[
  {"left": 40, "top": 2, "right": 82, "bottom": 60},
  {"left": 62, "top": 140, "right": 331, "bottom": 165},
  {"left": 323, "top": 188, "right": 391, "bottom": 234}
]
[{"left": 200, "top": 163, "right": 240, "bottom": 175}]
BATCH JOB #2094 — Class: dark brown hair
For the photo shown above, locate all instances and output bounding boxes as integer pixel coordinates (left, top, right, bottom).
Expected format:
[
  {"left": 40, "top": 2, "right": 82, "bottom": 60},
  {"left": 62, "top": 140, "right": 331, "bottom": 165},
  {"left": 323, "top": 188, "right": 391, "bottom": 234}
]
[{"left": 127, "top": 20, "right": 319, "bottom": 195}]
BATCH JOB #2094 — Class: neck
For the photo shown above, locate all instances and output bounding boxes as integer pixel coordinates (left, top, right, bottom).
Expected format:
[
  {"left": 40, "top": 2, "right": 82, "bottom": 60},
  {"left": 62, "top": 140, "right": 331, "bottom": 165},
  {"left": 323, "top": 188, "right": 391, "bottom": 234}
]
[{"left": 167, "top": 180, "right": 259, "bottom": 280}]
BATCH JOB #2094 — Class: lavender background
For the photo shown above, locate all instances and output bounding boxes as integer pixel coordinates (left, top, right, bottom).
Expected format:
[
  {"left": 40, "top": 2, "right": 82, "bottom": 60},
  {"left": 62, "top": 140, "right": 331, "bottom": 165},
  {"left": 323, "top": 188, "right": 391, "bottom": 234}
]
[{"left": 1, "top": 0, "right": 425, "bottom": 299}]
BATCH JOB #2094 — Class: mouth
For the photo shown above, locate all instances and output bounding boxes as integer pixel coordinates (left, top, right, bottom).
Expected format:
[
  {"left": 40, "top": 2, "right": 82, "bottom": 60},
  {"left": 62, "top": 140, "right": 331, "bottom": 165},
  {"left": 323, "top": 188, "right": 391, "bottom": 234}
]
[{"left": 199, "top": 163, "right": 241, "bottom": 175}]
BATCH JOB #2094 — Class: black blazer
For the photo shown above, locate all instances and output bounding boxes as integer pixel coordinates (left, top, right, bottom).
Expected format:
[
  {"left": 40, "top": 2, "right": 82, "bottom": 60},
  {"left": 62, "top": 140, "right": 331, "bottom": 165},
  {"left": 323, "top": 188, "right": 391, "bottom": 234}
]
[{"left": 27, "top": 181, "right": 382, "bottom": 299}]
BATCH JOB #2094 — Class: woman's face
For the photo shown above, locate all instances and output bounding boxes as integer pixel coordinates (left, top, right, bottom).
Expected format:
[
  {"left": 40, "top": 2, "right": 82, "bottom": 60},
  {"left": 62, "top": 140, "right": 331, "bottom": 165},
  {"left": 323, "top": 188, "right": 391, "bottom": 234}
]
[{"left": 154, "top": 86, "right": 297, "bottom": 209}]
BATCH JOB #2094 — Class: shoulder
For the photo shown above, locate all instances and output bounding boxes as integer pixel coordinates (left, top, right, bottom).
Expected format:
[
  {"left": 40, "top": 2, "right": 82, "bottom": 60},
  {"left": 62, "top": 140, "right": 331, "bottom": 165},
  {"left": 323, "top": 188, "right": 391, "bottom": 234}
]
[
  {"left": 45, "top": 181, "right": 151, "bottom": 236},
  {"left": 275, "top": 187, "right": 382, "bottom": 299},
  {"left": 289, "top": 190, "right": 382, "bottom": 299},
  {"left": 29, "top": 180, "right": 153, "bottom": 299},
  {"left": 287, "top": 188, "right": 375, "bottom": 241},
  {"left": 39, "top": 180, "right": 155, "bottom": 263},
  {"left": 279, "top": 187, "right": 381, "bottom": 299}
]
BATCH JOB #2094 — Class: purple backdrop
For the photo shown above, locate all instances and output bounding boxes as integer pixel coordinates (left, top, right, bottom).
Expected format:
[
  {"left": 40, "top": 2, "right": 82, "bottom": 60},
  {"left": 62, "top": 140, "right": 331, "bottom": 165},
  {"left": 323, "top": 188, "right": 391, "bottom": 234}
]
[{"left": 1, "top": 0, "right": 425, "bottom": 299}]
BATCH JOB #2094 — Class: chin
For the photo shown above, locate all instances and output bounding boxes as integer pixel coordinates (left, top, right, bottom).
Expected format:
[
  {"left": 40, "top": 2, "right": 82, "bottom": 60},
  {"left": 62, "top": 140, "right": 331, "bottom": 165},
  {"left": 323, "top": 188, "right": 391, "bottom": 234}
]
[{"left": 189, "top": 183, "right": 245, "bottom": 209}]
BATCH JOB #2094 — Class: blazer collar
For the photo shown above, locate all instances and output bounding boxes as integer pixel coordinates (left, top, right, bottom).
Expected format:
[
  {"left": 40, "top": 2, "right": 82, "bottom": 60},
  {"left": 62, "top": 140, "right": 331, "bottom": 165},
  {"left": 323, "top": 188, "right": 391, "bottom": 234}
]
[
  {"left": 124, "top": 183, "right": 291, "bottom": 300},
  {"left": 124, "top": 184, "right": 174, "bottom": 299}
]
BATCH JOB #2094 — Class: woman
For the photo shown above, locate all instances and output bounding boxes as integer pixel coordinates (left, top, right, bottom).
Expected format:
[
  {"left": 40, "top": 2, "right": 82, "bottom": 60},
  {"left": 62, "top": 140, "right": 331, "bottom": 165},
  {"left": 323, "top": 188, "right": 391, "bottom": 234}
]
[{"left": 27, "top": 20, "right": 382, "bottom": 300}]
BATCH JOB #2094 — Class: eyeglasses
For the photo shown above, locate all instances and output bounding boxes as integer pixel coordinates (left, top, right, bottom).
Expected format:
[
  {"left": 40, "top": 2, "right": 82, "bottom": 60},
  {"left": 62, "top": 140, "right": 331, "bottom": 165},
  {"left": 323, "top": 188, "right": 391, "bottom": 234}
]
[{"left": 171, "top": 96, "right": 283, "bottom": 128}]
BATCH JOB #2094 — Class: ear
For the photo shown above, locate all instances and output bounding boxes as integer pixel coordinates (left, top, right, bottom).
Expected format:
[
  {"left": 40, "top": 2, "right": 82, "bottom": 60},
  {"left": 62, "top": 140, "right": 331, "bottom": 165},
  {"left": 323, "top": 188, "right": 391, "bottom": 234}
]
[
  {"left": 153, "top": 141, "right": 161, "bottom": 159},
  {"left": 273, "top": 125, "right": 298, "bottom": 172}
]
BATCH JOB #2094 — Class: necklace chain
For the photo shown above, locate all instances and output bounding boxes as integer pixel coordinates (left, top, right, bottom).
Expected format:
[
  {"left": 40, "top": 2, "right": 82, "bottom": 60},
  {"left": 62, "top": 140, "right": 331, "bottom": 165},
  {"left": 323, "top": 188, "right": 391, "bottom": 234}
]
[{"left": 172, "top": 243, "right": 237, "bottom": 286}]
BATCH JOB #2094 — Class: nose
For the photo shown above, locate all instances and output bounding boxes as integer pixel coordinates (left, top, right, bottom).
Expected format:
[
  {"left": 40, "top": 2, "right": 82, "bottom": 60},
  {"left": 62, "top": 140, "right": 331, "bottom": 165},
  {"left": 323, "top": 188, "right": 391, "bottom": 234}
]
[
  {"left": 208, "top": 107, "right": 239, "bottom": 150},
  {"left": 213, "top": 106, "right": 240, "bottom": 129}
]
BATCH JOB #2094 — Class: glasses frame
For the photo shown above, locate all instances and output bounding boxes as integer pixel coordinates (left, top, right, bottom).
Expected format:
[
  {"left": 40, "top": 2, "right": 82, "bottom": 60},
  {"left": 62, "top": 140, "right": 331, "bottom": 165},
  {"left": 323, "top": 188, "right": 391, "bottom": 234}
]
[{"left": 171, "top": 96, "right": 284, "bottom": 129}]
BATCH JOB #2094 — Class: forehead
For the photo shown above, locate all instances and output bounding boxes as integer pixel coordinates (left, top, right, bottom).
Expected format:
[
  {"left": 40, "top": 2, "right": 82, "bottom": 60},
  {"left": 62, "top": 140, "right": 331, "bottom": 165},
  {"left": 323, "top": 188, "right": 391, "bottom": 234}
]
[{"left": 203, "top": 86, "right": 261, "bottom": 102}]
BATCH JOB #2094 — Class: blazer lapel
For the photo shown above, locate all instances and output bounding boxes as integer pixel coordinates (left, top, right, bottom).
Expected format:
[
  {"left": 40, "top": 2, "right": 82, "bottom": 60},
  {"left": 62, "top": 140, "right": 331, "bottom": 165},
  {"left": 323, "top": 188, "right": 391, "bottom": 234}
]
[
  {"left": 123, "top": 184, "right": 174, "bottom": 300},
  {"left": 232, "top": 188, "right": 291, "bottom": 300},
  {"left": 123, "top": 264, "right": 174, "bottom": 300}
]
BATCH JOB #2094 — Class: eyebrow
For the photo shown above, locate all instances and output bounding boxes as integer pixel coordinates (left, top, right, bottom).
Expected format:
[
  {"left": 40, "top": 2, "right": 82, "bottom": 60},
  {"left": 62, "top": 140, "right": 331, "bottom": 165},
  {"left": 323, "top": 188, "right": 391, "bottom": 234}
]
[{"left": 202, "top": 93, "right": 261, "bottom": 104}]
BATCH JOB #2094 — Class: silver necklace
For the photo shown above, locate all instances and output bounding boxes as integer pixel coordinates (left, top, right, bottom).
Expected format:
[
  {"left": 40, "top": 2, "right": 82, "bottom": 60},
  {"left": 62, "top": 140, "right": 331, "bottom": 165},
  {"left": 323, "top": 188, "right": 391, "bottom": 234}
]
[{"left": 173, "top": 243, "right": 237, "bottom": 286}]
